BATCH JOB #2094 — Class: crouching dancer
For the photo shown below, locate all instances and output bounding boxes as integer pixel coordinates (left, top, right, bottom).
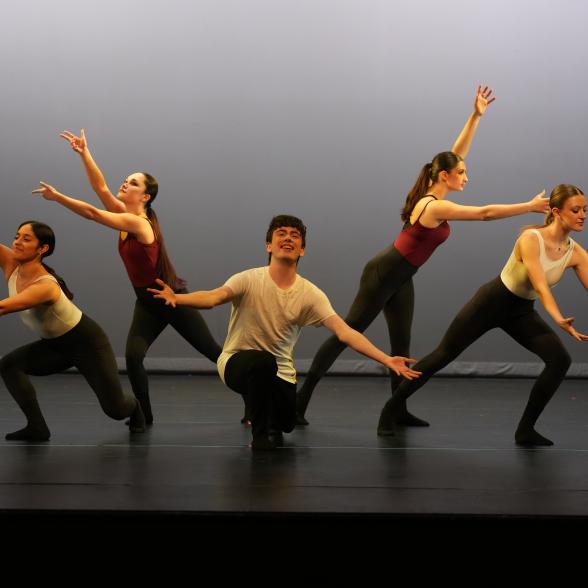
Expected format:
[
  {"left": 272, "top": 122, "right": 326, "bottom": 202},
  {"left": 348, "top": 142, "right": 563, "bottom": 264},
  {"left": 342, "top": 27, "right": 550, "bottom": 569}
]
[{"left": 149, "top": 215, "right": 421, "bottom": 449}]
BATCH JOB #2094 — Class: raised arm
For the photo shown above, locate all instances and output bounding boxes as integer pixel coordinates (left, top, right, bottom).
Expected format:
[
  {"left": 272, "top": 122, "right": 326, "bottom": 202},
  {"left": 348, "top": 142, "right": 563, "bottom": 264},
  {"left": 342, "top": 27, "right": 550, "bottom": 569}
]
[
  {"left": 451, "top": 85, "right": 495, "bottom": 159},
  {"left": 519, "top": 232, "right": 588, "bottom": 341},
  {"left": 147, "top": 279, "right": 234, "bottom": 309},
  {"left": 32, "top": 182, "right": 153, "bottom": 240},
  {"left": 426, "top": 190, "right": 549, "bottom": 223},
  {"left": 60, "top": 129, "right": 126, "bottom": 213},
  {"left": 322, "top": 314, "right": 421, "bottom": 379},
  {"left": 0, "top": 280, "right": 60, "bottom": 316}
]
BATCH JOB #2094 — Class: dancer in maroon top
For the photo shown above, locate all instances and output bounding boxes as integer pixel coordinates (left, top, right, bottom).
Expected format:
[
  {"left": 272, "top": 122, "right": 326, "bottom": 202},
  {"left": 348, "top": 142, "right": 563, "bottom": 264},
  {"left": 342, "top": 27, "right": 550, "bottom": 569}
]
[
  {"left": 296, "top": 86, "right": 549, "bottom": 426},
  {"left": 33, "top": 131, "right": 222, "bottom": 425}
]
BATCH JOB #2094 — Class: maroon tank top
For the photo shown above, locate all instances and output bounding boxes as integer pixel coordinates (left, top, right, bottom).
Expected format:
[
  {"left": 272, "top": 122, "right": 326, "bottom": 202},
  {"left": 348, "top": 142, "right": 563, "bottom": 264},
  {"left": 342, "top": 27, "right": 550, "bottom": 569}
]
[
  {"left": 393, "top": 197, "right": 450, "bottom": 267},
  {"left": 118, "top": 232, "right": 160, "bottom": 287}
]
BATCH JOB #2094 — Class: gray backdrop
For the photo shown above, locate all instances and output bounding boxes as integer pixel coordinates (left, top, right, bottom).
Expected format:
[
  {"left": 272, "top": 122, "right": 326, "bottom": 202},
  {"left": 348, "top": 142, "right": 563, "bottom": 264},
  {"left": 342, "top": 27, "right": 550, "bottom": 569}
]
[{"left": 1, "top": 0, "right": 587, "bottom": 375}]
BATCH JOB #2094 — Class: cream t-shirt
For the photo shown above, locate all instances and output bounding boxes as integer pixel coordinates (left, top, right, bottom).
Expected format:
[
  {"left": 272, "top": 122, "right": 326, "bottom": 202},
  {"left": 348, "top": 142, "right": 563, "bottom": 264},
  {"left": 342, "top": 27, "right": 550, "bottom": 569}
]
[{"left": 217, "top": 266, "right": 337, "bottom": 384}]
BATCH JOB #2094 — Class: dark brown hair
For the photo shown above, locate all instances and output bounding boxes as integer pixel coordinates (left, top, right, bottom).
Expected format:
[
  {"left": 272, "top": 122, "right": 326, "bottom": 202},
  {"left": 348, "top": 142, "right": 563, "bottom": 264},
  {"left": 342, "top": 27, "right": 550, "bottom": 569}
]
[
  {"left": 18, "top": 221, "right": 74, "bottom": 299},
  {"left": 265, "top": 214, "right": 307, "bottom": 264},
  {"left": 142, "top": 172, "right": 186, "bottom": 290},
  {"left": 400, "top": 151, "right": 463, "bottom": 223}
]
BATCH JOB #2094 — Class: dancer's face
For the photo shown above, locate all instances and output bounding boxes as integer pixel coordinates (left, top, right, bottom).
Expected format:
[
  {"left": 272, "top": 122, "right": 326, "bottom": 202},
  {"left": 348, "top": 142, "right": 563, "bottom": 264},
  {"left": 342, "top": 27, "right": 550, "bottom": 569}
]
[
  {"left": 441, "top": 162, "right": 468, "bottom": 192},
  {"left": 555, "top": 195, "right": 587, "bottom": 232},
  {"left": 266, "top": 226, "right": 305, "bottom": 263},
  {"left": 12, "top": 224, "right": 48, "bottom": 262},
  {"left": 117, "top": 173, "right": 151, "bottom": 207}
]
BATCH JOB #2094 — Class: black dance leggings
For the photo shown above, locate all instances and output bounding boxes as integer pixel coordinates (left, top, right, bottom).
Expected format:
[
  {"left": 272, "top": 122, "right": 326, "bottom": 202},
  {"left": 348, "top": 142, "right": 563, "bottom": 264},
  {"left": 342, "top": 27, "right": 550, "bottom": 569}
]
[
  {"left": 379, "top": 277, "right": 572, "bottom": 442},
  {"left": 224, "top": 350, "right": 296, "bottom": 439},
  {"left": 297, "top": 245, "right": 417, "bottom": 415},
  {"left": 0, "top": 314, "right": 140, "bottom": 440},
  {"left": 125, "top": 286, "right": 222, "bottom": 423}
]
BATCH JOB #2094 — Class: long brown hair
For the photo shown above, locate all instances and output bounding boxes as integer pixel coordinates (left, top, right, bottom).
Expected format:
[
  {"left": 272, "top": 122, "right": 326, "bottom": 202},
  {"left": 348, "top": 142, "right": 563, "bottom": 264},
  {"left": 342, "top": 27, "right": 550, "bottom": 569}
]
[
  {"left": 18, "top": 221, "right": 74, "bottom": 299},
  {"left": 521, "top": 184, "right": 585, "bottom": 233},
  {"left": 400, "top": 151, "right": 463, "bottom": 223},
  {"left": 142, "top": 173, "right": 186, "bottom": 290}
]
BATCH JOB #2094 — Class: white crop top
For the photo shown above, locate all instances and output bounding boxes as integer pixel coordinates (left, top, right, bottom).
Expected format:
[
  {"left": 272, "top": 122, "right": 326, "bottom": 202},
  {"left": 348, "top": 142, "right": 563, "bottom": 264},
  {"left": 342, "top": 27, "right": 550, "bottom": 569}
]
[
  {"left": 500, "top": 229, "right": 575, "bottom": 300},
  {"left": 8, "top": 269, "right": 82, "bottom": 338}
]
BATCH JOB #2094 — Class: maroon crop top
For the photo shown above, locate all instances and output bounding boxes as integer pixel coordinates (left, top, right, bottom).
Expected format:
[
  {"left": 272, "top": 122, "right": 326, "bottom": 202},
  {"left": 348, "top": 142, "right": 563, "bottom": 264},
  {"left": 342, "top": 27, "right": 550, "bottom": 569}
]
[
  {"left": 393, "top": 197, "right": 450, "bottom": 267},
  {"left": 118, "top": 232, "right": 160, "bottom": 287}
]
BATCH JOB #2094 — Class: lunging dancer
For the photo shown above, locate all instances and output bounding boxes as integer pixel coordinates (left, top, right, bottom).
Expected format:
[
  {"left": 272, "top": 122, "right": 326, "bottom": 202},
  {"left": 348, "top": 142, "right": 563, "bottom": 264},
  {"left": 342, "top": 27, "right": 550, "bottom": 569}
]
[
  {"left": 378, "top": 184, "right": 588, "bottom": 446},
  {"left": 0, "top": 221, "right": 145, "bottom": 440},
  {"left": 33, "top": 130, "right": 222, "bottom": 425},
  {"left": 296, "top": 86, "right": 549, "bottom": 426}
]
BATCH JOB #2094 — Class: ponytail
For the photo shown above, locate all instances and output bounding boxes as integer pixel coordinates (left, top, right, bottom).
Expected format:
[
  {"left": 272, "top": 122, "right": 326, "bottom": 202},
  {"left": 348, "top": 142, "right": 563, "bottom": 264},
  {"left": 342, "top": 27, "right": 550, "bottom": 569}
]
[
  {"left": 146, "top": 206, "right": 186, "bottom": 291},
  {"left": 400, "top": 151, "right": 463, "bottom": 223},
  {"left": 41, "top": 262, "right": 74, "bottom": 300},
  {"left": 401, "top": 163, "right": 432, "bottom": 223}
]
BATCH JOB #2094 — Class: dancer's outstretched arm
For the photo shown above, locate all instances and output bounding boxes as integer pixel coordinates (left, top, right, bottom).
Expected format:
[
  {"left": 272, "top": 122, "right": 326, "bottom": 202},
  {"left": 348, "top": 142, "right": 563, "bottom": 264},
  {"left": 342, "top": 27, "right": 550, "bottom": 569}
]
[
  {"left": 0, "top": 280, "right": 59, "bottom": 316},
  {"left": 429, "top": 190, "right": 550, "bottom": 222},
  {"left": 60, "top": 129, "right": 125, "bottom": 213},
  {"left": 322, "top": 314, "right": 421, "bottom": 379},
  {"left": 451, "top": 85, "right": 495, "bottom": 159},
  {"left": 32, "top": 182, "right": 152, "bottom": 241},
  {"left": 148, "top": 278, "right": 234, "bottom": 309},
  {"left": 520, "top": 232, "right": 588, "bottom": 341}
]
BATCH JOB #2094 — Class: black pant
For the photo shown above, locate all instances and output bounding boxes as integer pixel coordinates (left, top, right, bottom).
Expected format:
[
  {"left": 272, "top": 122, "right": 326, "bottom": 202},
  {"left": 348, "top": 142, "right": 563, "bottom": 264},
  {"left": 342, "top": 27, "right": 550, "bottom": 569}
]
[
  {"left": 125, "top": 286, "right": 222, "bottom": 421},
  {"left": 224, "top": 350, "right": 297, "bottom": 438},
  {"left": 0, "top": 314, "right": 138, "bottom": 429},
  {"left": 298, "top": 245, "right": 417, "bottom": 411},
  {"left": 380, "top": 276, "right": 572, "bottom": 430}
]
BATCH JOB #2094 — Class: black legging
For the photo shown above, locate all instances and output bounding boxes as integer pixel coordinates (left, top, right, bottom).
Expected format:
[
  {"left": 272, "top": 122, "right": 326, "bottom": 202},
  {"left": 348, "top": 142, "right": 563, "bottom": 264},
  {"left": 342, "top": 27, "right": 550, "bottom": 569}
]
[
  {"left": 125, "top": 286, "right": 222, "bottom": 423},
  {"left": 378, "top": 276, "right": 572, "bottom": 445},
  {"left": 224, "top": 350, "right": 296, "bottom": 440},
  {"left": 0, "top": 314, "right": 142, "bottom": 441},
  {"left": 297, "top": 245, "right": 418, "bottom": 418}
]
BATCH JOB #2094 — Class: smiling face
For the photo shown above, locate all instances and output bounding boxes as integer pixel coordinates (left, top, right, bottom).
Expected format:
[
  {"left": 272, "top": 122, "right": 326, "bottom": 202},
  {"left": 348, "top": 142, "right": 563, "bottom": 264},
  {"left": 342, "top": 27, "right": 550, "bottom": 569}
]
[
  {"left": 266, "top": 226, "right": 305, "bottom": 264},
  {"left": 117, "top": 172, "right": 151, "bottom": 207},
  {"left": 554, "top": 194, "right": 587, "bottom": 232},
  {"left": 12, "top": 223, "right": 49, "bottom": 263}
]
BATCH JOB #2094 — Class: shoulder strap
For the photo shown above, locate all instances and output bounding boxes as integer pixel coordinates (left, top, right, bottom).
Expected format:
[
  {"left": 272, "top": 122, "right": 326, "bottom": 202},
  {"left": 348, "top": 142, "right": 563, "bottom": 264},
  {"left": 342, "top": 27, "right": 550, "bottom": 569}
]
[
  {"left": 414, "top": 195, "right": 438, "bottom": 224},
  {"left": 31, "top": 274, "right": 58, "bottom": 285}
]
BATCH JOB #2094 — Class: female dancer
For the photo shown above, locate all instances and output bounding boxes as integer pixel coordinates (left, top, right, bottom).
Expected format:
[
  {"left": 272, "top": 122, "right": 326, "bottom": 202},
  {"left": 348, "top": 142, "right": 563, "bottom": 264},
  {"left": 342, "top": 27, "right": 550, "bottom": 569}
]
[
  {"left": 37, "top": 130, "right": 222, "bottom": 425},
  {"left": 296, "top": 86, "right": 549, "bottom": 425},
  {"left": 0, "top": 221, "right": 145, "bottom": 440},
  {"left": 378, "top": 184, "right": 588, "bottom": 446}
]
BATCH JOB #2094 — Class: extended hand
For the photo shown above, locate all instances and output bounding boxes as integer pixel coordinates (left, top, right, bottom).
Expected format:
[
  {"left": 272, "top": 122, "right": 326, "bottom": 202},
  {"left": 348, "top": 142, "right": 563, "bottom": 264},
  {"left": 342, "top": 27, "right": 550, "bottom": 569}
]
[
  {"left": 474, "top": 85, "right": 496, "bottom": 116},
  {"left": 559, "top": 317, "right": 588, "bottom": 341},
  {"left": 387, "top": 356, "right": 422, "bottom": 380},
  {"left": 530, "top": 190, "right": 550, "bottom": 214},
  {"left": 60, "top": 129, "right": 87, "bottom": 154},
  {"left": 32, "top": 181, "right": 61, "bottom": 201},
  {"left": 146, "top": 278, "right": 177, "bottom": 307}
]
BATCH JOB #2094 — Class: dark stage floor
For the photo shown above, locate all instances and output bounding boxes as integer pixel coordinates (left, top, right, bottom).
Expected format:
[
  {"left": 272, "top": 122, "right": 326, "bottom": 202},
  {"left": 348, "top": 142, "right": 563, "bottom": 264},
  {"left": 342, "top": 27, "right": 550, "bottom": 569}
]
[{"left": 1, "top": 374, "right": 587, "bottom": 529}]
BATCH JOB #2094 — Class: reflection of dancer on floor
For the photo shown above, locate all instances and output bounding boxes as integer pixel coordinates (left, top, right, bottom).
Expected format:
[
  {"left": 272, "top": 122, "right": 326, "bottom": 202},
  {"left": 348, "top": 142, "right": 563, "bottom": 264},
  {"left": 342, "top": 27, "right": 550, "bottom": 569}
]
[
  {"left": 34, "top": 130, "right": 222, "bottom": 425},
  {"left": 0, "top": 221, "right": 145, "bottom": 441},
  {"left": 296, "top": 85, "right": 549, "bottom": 426},
  {"left": 379, "top": 184, "right": 588, "bottom": 446},
  {"left": 149, "top": 215, "right": 420, "bottom": 450}
]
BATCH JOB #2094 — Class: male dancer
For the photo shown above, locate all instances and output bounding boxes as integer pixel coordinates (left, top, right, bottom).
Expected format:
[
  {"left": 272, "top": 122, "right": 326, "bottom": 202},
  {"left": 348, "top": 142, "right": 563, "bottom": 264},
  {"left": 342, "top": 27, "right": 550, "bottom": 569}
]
[{"left": 149, "top": 215, "right": 421, "bottom": 449}]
